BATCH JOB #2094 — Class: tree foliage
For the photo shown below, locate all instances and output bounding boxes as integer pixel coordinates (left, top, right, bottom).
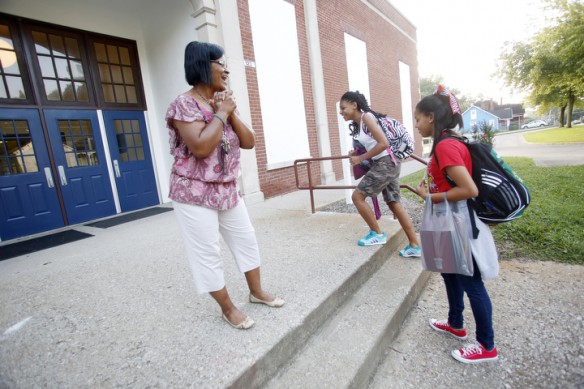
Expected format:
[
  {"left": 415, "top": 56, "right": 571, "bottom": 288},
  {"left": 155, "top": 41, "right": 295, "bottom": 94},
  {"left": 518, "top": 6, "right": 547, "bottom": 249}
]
[
  {"left": 471, "top": 120, "right": 496, "bottom": 146},
  {"left": 419, "top": 75, "right": 476, "bottom": 112},
  {"left": 497, "top": 0, "right": 584, "bottom": 127}
]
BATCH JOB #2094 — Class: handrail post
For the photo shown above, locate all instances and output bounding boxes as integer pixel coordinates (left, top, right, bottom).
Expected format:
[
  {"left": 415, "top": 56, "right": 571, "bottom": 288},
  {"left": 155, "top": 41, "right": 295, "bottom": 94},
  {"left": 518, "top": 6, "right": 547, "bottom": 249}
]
[
  {"left": 292, "top": 154, "right": 427, "bottom": 214},
  {"left": 307, "top": 160, "right": 315, "bottom": 213}
]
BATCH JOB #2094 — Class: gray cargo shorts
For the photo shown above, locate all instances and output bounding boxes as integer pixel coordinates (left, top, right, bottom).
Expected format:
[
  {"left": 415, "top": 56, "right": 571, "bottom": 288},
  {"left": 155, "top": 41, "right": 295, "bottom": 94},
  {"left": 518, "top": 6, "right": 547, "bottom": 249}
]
[{"left": 356, "top": 155, "right": 402, "bottom": 203}]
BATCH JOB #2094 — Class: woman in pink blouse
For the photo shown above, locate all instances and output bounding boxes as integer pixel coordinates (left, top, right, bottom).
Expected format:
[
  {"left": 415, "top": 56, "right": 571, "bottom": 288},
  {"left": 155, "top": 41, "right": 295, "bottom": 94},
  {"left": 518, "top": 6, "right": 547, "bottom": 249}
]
[{"left": 166, "top": 41, "right": 284, "bottom": 330}]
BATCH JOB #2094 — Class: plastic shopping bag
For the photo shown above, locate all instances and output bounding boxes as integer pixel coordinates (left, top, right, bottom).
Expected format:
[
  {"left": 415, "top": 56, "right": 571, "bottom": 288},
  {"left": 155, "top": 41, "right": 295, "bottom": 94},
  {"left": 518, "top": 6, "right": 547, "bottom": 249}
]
[{"left": 420, "top": 194, "right": 473, "bottom": 276}]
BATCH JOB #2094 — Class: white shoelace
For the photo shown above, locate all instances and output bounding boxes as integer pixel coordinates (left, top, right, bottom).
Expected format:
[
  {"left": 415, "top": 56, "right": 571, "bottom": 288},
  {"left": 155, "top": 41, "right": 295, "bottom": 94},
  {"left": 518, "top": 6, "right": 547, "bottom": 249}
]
[
  {"left": 460, "top": 342, "right": 483, "bottom": 357},
  {"left": 434, "top": 319, "right": 449, "bottom": 328}
]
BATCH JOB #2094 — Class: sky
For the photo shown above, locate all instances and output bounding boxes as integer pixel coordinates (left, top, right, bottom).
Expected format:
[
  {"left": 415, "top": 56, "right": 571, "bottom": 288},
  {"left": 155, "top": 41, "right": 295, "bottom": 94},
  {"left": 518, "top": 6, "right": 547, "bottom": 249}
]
[{"left": 388, "top": 0, "right": 548, "bottom": 104}]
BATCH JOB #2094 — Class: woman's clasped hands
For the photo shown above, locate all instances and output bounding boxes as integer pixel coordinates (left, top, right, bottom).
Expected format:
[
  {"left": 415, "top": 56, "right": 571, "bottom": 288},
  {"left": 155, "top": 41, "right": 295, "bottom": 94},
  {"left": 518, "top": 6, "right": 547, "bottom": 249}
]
[{"left": 211, "top": 90, "right": 237, "bottom": 115}]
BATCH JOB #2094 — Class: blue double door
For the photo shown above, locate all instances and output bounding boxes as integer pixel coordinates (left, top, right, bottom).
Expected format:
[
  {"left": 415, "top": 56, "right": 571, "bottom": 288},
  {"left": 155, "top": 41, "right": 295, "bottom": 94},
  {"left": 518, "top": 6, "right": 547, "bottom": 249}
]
[{"left": 0, "top": 108, "right": 159, "bottom": 241}]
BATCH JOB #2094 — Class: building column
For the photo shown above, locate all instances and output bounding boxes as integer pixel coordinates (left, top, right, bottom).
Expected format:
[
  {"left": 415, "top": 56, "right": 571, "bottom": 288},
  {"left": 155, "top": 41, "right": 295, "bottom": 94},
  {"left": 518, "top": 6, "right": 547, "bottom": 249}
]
[
  {"left": 206, "top": 0, "right": 264, "bottom": 204},
  {"left": 303, "top": 0, "right": 336, "bottom": 184},
  {"left": 189, "top": 0, "right": 221, "bottom": 43}
]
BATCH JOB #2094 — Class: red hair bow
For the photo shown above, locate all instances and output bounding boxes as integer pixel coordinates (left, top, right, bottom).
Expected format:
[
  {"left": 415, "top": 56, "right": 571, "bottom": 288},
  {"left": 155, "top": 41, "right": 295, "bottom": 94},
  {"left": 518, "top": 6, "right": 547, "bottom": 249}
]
[{"left": 434, "top": 85, "right": 461, "bottom": 116}]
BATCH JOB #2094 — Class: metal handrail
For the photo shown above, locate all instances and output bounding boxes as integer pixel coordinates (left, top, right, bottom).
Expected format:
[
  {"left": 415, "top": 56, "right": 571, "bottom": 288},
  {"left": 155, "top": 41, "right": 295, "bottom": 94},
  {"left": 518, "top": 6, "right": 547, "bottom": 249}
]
[{"left": 293, "top": 154, "right": 428, "bottom": 213}]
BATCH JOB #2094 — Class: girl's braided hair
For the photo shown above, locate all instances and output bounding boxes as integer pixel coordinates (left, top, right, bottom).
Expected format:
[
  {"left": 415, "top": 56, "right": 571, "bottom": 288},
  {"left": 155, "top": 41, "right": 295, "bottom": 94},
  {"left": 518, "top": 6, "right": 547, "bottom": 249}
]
[{"left": 341, "top": 91, "right": 385, "bottom": 137}]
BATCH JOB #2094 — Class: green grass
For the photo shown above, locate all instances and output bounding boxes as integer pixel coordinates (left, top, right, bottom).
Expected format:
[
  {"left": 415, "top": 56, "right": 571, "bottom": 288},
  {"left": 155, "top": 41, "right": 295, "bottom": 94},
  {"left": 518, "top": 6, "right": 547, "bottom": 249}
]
[
  {"left": 523, "top": 126, "right": 584, "bottom": 143},
  {"left": 401, "top": 170, "right": 425, "bottom": 201},
  {"left": 492, "top": 158, "right": 584, "bottom": 264},
  {"left": 400, "top": 158, "right": 584, "bottom": 265}
]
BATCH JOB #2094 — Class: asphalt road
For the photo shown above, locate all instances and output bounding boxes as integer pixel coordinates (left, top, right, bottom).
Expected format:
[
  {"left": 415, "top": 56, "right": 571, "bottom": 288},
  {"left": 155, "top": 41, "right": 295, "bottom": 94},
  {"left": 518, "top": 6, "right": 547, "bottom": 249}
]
[{"left": 493, "top": 127, "right": 584, "bottom": 167}]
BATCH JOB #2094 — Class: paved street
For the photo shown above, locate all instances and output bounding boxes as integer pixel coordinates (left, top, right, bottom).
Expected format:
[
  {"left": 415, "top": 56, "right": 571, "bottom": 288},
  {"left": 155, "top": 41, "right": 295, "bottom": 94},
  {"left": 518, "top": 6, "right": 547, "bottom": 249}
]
[{"left": 494, "top": 127, "right": 584, "bottom": 166}]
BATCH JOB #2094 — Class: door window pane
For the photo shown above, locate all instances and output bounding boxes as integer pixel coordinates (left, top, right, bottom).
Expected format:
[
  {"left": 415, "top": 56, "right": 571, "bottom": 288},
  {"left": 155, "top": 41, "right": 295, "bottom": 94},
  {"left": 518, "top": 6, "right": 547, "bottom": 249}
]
[
  {"left": 0, "top": 120, "right": 38, "bottom": 175},
  {"left": 60, "top": 80, "right": 75, "bottom": 101},
  {"left": 113, "top": 119, "right": 144, "bottom": 162},
  {"left": 98, "top": 63, "right": 111, "bottom": 83},
  {"left": 44, "top": 79, "right": 60, "bottom": 100},
  {"left": 54, "top": 57, "right": 70, "bottom": 79},
  {"left": 102, "top": 84, "right": 115, "bottom": 102},
  {"left": 49, "top": 34, "right": 66, "bottom": 57},
  {"left": 6, "top": 76, "right": 26, "bottom": 99},
  {"left": 0, "top": 24, "right": 27, "bottom": 100},
  {"left": 58, "top": 119, "right": 98, "bottom": 168},
  {"left": 70, "top": 60, "right": 84, "bottom": 80},
  {"left": 75, "top": 82, "right": 88, "bottom": 101},
  {"left": 122, "top": 67, "right": 133, "bottom": 84},
  {"left": 114, "top": 85, "right": 126, "bottom": 103},
  {"left": 125, "top": 87, "right": 137, "bottom": 104},
  {"left": 31, "top": 31, "right": 50, "bottom": 55},
  {"left": 38, "top": 56, "right": 56, "bottom": 77},
  {"left": 119, "top": 47, "right": 130, "bottom": 65},
  {"left": 65, "top": 37, "right": 80, "bottom": 59},
  {"left": 110, "top": 65, "right": 123, "bottom": 84},
  {"left": 94, "top": 43, "right": 107, "bottom": 62}
]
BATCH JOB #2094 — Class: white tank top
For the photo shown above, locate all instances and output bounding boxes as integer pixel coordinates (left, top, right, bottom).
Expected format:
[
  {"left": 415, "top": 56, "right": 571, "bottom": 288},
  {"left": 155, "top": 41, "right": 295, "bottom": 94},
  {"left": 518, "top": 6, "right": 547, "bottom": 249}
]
[{"left": 357, "top": 112, "right": 389, "bottom": 160}]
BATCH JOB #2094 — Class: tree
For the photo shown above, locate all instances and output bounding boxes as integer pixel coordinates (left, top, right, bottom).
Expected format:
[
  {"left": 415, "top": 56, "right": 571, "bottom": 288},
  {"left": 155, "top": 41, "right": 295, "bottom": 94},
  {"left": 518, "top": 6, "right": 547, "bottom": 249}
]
[
  {"left": 419, "top": 74, "right": 445, "bottom": 97},
  {"left": 419, "top": 75, "right": 476, "bottom": 112},
  {"left": 497, "top": 0, "right": 584, "bottom": 127}
]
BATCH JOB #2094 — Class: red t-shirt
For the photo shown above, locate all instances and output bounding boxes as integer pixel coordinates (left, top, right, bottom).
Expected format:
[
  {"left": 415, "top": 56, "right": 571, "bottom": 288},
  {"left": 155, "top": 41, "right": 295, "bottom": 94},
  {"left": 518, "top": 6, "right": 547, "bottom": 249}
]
[{"left": 427, "top": 138, "right": 473, "bottom": 193}]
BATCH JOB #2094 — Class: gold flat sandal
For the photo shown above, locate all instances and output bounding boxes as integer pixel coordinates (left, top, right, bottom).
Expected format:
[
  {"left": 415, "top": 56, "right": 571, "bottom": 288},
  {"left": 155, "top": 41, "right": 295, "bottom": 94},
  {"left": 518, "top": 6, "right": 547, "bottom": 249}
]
[
  {"left": 222, "top": 314, "right": 255, "bottom": 329},
  {"left": 249, "top": 293, "right": 285, "bottom": 308}
]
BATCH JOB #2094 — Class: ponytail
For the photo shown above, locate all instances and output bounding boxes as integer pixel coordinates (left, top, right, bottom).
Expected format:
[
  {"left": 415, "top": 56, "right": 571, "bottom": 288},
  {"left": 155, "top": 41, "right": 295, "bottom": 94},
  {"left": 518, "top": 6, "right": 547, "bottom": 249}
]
[
  {"left": 415, "top": 85, "right": 464, "bottom": 156},
  {"left": 340, "top": 91, "right": 386, "bottom": 137}
]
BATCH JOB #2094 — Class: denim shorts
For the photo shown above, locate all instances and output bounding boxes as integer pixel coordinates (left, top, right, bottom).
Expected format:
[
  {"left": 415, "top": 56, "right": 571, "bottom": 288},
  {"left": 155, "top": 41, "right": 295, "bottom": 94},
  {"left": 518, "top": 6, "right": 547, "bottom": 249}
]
[{"left": 356, "top": 155, "right": 401, "bottom": 203}]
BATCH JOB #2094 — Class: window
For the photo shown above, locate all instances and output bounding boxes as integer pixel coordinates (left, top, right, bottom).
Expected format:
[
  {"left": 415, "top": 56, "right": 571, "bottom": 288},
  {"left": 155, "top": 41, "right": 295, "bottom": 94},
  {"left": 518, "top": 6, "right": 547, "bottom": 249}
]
[
  {"left": 58, "top": 119, "right": 98, "bottom": 167},
  {"left": 90, "top": 37, "right": 144, "bottom": 108},
  {"left": 0, "top": 14, "right": 145, "bottom": 109},
  {"left": 0, "top": 119, "right": 38, "bottom": 175},
  {"left": 31, "top": 30, "right": 90, "bottom": 103},
  {"left": 114, "top": 119, "right": 145, "bottom": 162},
  {"left": 0, "top": 17, "right": 34, "bottom": 104},
  {"left": 470, "top": 109, "right": 477, "bottom": 120}
]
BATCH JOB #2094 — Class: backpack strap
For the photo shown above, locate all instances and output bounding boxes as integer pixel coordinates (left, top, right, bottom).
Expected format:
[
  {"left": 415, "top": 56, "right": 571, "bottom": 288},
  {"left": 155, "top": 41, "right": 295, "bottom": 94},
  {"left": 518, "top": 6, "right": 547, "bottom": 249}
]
[
  {"left": 434, "top": 135, "right": 480, "bottom": 239},
  {"left": 377, "top": 116, "right": 398, "bottom": 165},
  {"left": 360, "top": 113, "right": 397, "bottom": 166}
]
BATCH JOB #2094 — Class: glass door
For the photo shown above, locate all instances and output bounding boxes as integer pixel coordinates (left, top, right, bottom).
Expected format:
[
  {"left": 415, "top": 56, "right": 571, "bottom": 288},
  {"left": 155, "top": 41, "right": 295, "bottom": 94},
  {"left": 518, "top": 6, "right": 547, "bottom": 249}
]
[
  {"left": 102, "top": 110, "right": 159, "bottom": 212},
  {"left": 44, "top": 109, "right": 116, "bottom": 224},
  {"left": 0, "top": 109, "right": 64, "bottom": 240}
]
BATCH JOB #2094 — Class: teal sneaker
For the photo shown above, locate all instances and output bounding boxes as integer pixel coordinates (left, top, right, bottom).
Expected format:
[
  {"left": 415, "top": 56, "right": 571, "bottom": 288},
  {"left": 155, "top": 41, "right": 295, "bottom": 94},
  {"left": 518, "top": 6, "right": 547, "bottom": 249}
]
[
  {"left": 399, "top": 244, "right": 422, "bottom": 257},
  {"left": 358, "top": 230, "right": 387, "bottom": 246}
]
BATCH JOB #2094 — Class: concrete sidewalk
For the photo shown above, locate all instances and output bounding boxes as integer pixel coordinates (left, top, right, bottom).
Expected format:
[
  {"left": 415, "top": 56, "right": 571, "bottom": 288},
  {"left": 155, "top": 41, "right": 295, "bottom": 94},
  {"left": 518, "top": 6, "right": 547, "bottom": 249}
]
[{"left": 0, "top": 160, "right": 427, "bottom": 388}]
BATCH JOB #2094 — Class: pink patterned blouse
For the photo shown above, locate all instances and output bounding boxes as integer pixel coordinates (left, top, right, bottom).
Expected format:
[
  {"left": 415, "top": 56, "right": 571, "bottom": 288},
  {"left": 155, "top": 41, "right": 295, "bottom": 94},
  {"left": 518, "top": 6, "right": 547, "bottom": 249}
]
[{"left": 166, "top": 93, "right": 241, "bottom": 210}]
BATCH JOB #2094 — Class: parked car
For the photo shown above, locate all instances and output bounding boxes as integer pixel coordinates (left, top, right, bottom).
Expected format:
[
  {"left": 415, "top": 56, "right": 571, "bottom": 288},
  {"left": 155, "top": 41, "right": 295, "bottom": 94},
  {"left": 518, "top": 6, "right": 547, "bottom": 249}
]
[
  {"left": 521, "top": 120, "right": 548, "bottom": 129},
  {"left": 572, "top": 117, "right": 582, "bottom": 125}
]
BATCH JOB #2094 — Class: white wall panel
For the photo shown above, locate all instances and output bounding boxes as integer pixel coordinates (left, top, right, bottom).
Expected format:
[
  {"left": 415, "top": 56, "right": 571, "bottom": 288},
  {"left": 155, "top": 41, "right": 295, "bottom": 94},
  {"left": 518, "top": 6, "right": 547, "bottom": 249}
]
[{"left": 249, "top": 0, "right": 310, "bottom": 168}]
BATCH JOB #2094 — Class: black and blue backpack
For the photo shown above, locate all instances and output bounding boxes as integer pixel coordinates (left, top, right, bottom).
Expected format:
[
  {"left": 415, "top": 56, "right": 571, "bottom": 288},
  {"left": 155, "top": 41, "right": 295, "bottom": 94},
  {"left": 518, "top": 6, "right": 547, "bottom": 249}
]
[{"left": 436, "top": 135, "right": 531, "bottom": 235}]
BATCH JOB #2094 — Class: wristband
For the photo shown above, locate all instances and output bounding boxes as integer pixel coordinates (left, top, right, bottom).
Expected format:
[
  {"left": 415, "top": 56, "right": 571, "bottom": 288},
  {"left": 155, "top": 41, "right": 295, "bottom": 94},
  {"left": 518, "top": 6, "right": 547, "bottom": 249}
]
[{"left": 212, "top": 114, "right": 226, "bottom": 127}]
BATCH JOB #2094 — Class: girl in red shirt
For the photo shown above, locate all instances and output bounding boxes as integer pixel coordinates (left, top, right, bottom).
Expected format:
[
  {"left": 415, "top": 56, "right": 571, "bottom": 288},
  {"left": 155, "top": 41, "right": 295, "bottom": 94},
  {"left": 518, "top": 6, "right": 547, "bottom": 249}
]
[{"left": 414, "top": 87, "right": 499, "bottom": 364}]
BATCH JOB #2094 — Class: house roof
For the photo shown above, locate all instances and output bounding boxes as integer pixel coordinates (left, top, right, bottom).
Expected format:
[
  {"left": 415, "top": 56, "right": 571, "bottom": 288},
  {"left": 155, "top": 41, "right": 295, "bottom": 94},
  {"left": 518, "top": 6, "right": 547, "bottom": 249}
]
[
  {"left": 462, "top": 104, "right": 501, "bottom": 119},
  {"left": 493, "top": 108, "right": 513, "bottom": 119},
  {"left": 498, "top": 103, "right": 525, "bottom": 115},
  {"left": 472, "top": 101, "right": 526, "bottom": 117}
]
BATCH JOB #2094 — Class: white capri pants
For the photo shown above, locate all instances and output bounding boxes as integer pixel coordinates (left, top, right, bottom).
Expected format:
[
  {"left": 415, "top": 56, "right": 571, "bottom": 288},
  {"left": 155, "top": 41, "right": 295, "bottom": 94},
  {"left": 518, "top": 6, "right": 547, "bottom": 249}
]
[{"left": 173, "top": 200, "right": 261, "bottom": 294}]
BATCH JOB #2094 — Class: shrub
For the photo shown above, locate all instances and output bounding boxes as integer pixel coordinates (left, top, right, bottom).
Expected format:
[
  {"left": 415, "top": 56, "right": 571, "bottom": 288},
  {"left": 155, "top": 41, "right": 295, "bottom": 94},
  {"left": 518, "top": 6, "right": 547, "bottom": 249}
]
[{"left": 471, "top": 120, "right": 496, "bottom": 146}]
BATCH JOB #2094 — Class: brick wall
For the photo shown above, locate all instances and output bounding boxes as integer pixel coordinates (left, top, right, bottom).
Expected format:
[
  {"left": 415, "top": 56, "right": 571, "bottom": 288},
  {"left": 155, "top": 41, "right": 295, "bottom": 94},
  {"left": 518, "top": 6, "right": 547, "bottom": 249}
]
[{"left": 238, "top": 0, "right": 420, "bottom": 198}]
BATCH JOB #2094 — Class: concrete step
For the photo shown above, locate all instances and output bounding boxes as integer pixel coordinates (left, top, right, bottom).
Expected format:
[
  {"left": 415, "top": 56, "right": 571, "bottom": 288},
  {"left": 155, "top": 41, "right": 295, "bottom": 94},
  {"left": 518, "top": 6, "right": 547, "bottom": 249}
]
[{"left": 234, "top": 231, "right": 429, "bottom": 388}]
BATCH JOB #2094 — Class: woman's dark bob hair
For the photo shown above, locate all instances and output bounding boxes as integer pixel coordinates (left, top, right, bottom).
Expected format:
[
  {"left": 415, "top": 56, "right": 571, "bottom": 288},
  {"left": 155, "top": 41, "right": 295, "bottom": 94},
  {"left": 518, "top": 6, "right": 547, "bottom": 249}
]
[{"left": 184, "top": 41, "right": 224, "bottom": 86}]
